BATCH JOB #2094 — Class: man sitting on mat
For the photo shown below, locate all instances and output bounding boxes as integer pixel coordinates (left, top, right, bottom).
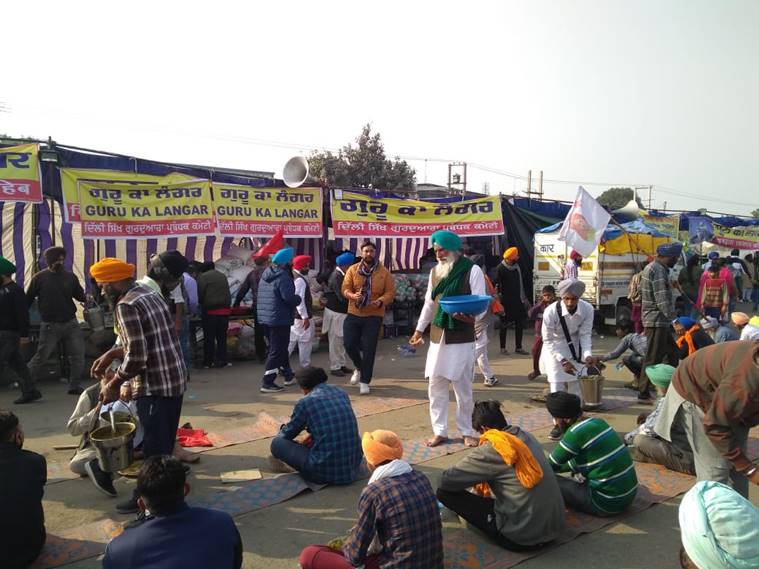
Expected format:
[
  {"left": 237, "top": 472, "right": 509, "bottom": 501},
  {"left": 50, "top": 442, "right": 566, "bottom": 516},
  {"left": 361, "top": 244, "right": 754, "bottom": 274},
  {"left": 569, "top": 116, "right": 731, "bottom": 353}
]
[
  {"left": 270, "top": 367, "right": 362, "bottom": 485},
  {"left": 546, "top": 392, "right": 638, "bottom": 516},
  {"left": 300, "top": 429, "right": 443, "bottom": 569},
  {"left": 437, "top": 400, "right": 565, "bottom": 551}
]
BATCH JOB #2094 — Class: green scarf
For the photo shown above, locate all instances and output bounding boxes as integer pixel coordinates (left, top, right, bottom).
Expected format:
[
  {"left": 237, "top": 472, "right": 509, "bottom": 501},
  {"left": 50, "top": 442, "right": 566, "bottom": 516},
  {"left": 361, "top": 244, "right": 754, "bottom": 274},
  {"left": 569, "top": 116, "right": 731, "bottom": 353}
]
[{"left": 432, "top": 256, "right": 475, "bottom": 330}]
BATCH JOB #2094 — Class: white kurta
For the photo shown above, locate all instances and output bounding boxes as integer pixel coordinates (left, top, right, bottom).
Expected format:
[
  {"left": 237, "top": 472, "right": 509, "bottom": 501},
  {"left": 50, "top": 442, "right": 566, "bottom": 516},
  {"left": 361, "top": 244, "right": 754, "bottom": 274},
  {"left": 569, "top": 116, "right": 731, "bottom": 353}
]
[
  {"left": 539, "top": 299, "right": 593, "bottom": 385},
  {"left": 416, "top": 264, "right": 487, "bottom": 437},
  {"left": 289, "top": 275, "right": 314, "bottom": 367}
]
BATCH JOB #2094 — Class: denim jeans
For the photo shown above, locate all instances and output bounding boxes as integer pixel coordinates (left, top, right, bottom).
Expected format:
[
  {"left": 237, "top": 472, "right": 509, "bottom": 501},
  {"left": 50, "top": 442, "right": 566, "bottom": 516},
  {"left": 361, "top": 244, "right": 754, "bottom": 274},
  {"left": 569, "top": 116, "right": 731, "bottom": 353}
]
[
  {"left": 28, "top": 319, "right": 84, "bottom": 388},
  {"left": 262, "top": 325, "right": 293, "bottom": 385},
  {"left": 270, "top": 435, "right": 326, "bottom": 484},
  {"left": 342, "top": 315, "right": 382, "bottom": 384},
  {"left": 202, "top": 312, "right": 229, "bottom": 367},
  {"left": 135, "top": 395, "right": 184, "bottom": 459}
]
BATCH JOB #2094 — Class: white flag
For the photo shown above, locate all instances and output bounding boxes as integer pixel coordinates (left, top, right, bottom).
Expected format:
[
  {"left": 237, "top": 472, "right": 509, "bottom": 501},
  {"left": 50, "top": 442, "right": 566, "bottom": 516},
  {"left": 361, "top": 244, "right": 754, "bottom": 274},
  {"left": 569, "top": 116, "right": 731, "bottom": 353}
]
[{"left": 558, "top": 187, "right": 611, "bottom": 257}]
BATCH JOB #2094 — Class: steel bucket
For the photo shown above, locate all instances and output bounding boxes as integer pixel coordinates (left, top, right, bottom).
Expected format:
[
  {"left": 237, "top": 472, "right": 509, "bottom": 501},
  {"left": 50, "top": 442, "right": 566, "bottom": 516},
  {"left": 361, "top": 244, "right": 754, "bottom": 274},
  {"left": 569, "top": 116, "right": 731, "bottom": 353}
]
[
  {"left": 90, "top": 422, "right": 136, "bottom": 473},
  {"left": 579, "top": 375, "right": 605, "bottom": 410}
]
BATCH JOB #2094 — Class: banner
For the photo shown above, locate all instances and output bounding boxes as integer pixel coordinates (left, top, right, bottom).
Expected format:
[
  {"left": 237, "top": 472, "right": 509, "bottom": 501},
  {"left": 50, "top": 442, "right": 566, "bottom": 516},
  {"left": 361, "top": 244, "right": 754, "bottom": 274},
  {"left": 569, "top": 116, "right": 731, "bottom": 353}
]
[
  {"left": 78, "top": 180, "right": 216, "bottom": 239},
  {"left": 214, "top": 185, "right": 322, "bottom": 237},
  {"left": 0, "top": 144, "right": 43, "bottom": 203},
  {"left": 331, "top": 191, "right": 503, "bottom": 237},
  {"left": 61, "top": 168, "right": 194, "bottom": 222},
  {"left": 641, "top": 212, "right": 680, "bottom": 239},
  {"left": 688, "top": 216, "right": 714, "bottom": 246},
  {"left": 710, "top": 224, "right": 759, "bottom": 250},
  {"left": 558, "top": 187, "right": 611, "bottom": 257}
]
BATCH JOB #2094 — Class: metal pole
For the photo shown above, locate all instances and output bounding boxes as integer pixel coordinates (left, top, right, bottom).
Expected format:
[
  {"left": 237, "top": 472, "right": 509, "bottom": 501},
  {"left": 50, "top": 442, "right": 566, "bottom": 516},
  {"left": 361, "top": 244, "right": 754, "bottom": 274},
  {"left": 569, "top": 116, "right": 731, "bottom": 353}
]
[
  {"left": 527, "top": 170, "right": 532, "bottom": 195},
  {"left": 539, "top": 170, "right": 543, "bottom": 198}
]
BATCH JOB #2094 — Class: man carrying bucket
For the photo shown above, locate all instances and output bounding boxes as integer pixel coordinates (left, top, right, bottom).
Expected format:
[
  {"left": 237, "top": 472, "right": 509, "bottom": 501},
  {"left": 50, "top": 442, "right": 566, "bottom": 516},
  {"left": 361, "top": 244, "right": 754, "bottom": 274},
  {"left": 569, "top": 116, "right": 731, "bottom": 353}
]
[
  {"left": 89, "top": 258, "right": 187, "bottom": 515},
  {"left": 410, "top": 230, "right": 487, "bottom": 448}
]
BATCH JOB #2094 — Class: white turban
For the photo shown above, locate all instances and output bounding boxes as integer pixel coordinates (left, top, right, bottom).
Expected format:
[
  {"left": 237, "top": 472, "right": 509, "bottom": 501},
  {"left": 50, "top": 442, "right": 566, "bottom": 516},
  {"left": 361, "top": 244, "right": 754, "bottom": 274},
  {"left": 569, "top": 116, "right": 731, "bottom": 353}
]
[{"left": 557, "top": 278, "right": 586, "bottom": 298}]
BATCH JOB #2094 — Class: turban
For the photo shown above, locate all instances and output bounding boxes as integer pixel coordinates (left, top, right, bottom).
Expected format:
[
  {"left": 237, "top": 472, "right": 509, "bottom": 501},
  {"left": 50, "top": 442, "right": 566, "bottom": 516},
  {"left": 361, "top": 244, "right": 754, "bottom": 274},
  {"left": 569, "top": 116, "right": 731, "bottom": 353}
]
[
  {"left": 569, "top": 250, "right": 582, "bottom": 262},
  {"left": 503, "top": 247, "right": 519, "bottom": 261},
  {"left": 545, "top": 392, "right": 582, "bottom": 419},
  {"left": 361, "top": 430, "right": 403, "bottom": 467},
  {"left": 646, "top": 364, "right": 675, "bottom": 388},
  {"left": 336, "top": 252, "right": 355, "bottom": 267},
  {"left": 469, "top": 254, "right": 485, "bottom": 267},
  {"left": 158, "top": 250, "right": 189, "bottom": 278},
  {"left": 431, "top": 230, "right": 462, "bottom": 252},
  {"left": 700, "top": 317, "right": 719, "bottom": 331},
  {"left": 708, "top": 251, "right": 719, "bottom": 259},
  {"left": 677, "top": 316, "right": 697, "bottom": 329},
  {"left": 271, "top": 247, "right": 294, "bottom": 265},
  {"left": 679, "top": 481, "right": 759, "bottom": 569},
  {"left": 90, "top": 258, "right": 135, "bottom": 283},
  {"left": 656, "top": 242, "right": 683, "bottom": 258},
  {"left": 292, "top": 255, "right": 311, "bottom": 271},
  {"left": 731, "top": 312, "right": 750, "bottom": 327},
  {"left": 0, "top": 256, "right": 15, "bottom": 276},
  {"left": 557, "top": 278, "right": 586, "bottom": 298}
]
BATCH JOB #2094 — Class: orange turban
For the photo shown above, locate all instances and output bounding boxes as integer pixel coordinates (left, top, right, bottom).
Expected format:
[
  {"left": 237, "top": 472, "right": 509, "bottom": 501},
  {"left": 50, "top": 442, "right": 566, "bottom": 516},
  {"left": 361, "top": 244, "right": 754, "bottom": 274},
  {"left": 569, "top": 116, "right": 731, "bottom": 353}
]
[
  {"left": 731, "top": 312, "right": 750, "bottom": 327},
  {"left": 362, "top": 430, "right": 403, "bottom": 467},
  {"left": 503, "top": 247, "right": 519, "bottom": 261},
  {"left": 90, "top": 258, "right": 135, "bottom": 283}
]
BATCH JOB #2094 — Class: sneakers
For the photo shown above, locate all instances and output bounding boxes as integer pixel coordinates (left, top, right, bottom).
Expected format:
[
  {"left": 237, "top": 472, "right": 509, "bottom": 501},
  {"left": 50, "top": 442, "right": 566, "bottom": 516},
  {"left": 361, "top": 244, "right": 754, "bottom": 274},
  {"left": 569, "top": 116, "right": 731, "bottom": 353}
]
[
  {"left": 260, "top": 383, "right": 284, "bottom": 393},
  {"left": 350, "top": 370, "right": 361, "bottom": 386},
  {"left": 549, "top": 425, "right": 563, "bottom": 441},
  {"left": 340, "top": 366, "right": 353, "bottom": 374},
  {"left": 484, "top": 376, "right": 499, "bottom": 387},
  {"left": 359, "top": 383, "right": 371, "bottom": 395},
  {"left": 283, "top": 377, "right": 296, "bottom": 387},
  {"left": 330, "top": 369, "right": 345, "bottom": 377},
  {"left": 68, "top": 386, "right": 84, "bottom": 396},
  {"left": 514, "top": 348, "right": 528, "bottom": 355},
  {"left": 116, "top": 496, "right": 140, "bottom": 514},
  {"left": 85, "top": 459, "right": 117, "bottom": 497},
  {"left": 14, "top": 390, "right": 42, "bottom": 404}
]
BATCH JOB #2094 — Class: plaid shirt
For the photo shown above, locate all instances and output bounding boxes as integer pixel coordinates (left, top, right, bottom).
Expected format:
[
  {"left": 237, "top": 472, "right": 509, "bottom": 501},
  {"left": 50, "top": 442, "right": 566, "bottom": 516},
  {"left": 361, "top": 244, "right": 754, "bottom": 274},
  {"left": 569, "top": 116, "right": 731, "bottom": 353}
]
[
  {"left": 641, "top": 260, "right": 676, "bottom": 328},
  {"left": 280, "top": 383, "right": 362, "bottom": 484},
  {"left": 344, "top": 470, "right": 444, "bottom": 568},
  {"left": 115, "top": 284, "right": 186, "bottom": 398}
]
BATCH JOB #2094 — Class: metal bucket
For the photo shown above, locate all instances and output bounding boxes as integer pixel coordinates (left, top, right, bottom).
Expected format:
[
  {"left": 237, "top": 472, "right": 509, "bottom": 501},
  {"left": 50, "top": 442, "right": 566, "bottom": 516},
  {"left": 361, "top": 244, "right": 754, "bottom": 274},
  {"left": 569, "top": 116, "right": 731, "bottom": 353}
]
[
  {"left": 579, "top": 375, "right": 605, "bottom": 410},
  {"left": 84, "top": 306, "right": 105, "bottom": 332},
  {"left": 90, "top": 422, "right": 136, "bottom": 473}
]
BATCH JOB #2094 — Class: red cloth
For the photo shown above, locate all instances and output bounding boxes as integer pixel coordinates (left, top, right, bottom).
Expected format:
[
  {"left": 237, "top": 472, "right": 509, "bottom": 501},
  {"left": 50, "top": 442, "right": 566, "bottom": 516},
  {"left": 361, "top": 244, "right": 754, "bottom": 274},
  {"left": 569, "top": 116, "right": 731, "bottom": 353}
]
[
  {"left": 299, "top": 546, "right": 380, "bottom": 569},
  {"left": 206, "top": 308, "right": 231, "bottom": 316},
  {"left": 254, "top": 228, "right": 285, "bottom": 259},
  {"left": 176, "top": 428, "right": 213, "bottom": 448}
]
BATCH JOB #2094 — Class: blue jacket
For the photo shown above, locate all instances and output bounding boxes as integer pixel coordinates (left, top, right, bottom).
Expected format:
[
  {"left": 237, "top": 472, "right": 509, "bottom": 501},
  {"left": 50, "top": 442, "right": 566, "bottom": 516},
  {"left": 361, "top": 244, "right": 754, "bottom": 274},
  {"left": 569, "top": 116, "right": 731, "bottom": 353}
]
[
  {"left": 256, "top": 266, "right": 301, "bottom": 327},
  {"left": 103, "top": 504, "right": 242, "bottom": 569}
]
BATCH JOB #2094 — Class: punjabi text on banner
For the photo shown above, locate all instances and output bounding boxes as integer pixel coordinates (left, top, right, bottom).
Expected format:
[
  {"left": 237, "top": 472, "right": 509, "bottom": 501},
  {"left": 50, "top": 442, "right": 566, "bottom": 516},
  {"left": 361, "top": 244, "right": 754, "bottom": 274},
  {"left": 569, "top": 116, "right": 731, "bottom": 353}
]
[
  {"left": 0, "top": 144, "right": 43, "bottom": 203},
  {"left": 710, "top": 224, "right": 759, "bottom": 250}
]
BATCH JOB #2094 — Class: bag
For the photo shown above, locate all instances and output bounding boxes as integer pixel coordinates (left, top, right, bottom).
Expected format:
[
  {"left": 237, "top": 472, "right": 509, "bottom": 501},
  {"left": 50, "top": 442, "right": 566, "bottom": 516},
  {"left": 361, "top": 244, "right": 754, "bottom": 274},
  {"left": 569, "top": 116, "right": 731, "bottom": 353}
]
[{"left": 556, "top": 301, "right": 582, "bottom": 363}]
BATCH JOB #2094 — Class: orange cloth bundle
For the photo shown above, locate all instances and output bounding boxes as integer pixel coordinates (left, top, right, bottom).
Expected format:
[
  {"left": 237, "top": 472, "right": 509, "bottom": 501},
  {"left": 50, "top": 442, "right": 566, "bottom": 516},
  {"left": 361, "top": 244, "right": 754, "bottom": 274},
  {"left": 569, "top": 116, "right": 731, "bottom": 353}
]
[{"left": 474, "top": 429, "right": 543, "bottom": 497}]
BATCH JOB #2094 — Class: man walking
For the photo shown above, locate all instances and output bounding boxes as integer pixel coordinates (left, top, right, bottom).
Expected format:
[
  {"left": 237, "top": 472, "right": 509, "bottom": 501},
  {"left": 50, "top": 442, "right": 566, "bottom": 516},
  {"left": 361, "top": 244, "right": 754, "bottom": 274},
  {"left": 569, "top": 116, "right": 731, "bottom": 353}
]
[
  {"left": 638, "top": 242, "right": 682, "bottom": 403},
  {"left": 323, "top": 252, "right": 353, "bottom": 377},
  {"left": 288, "top": 255, "right": 315, "bottom": 368},
  {"left": 88, "top": 258, "right": 187, "bottom": 514},
  {"left": 496, "top": 247, "right": 529, "bottom": 355},
  {"left": 196, "top": 261, "right": 232, "bottom": 369},
  {"left": 257, "top": 247, "right": 301, "bottom": 393},
  {"left": 0, "top": 258, "right": 37, "bottom": 405},
  {"left": 26, "top": 246, "right": 86, "bottom": 397},
  {"left": 342, "top": 241, "right": 395, "bottom": 395},
  {"left": 410, "top": 230, "right": 486, "bottom": 448}
]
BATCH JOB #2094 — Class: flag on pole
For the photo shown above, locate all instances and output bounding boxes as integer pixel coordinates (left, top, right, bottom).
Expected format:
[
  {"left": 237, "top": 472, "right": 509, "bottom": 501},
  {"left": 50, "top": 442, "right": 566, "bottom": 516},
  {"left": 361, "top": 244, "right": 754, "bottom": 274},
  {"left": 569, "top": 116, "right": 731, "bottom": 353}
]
[
  {"left": 558, "top": 187, "right": 611, "bottom": 257},
  {"left": 253, "top": 227, "right": 285, "bottom": 258}
]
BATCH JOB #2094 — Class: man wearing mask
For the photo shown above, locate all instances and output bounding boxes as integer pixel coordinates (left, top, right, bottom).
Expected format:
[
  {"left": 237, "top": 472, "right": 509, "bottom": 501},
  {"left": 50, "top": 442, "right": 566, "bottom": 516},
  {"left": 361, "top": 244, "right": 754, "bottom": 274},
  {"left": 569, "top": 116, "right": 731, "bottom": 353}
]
[
  {"left": 638, "top": 242, "right": 682, "bottom": 404},
  {"left": 323, "top": 252, "right": 354, "bottom": 377},
  {"left": 0, "top": 258, "right": 36, "bottom": 405},
  {"left": 289, "top": 255, "right": 315, "bottom": 368},
  {"left": 25, "top": 246, "right": 86, "bottom": 398},
  {"left": 342, "top": 241, "right": 395, "bottom": 395}
]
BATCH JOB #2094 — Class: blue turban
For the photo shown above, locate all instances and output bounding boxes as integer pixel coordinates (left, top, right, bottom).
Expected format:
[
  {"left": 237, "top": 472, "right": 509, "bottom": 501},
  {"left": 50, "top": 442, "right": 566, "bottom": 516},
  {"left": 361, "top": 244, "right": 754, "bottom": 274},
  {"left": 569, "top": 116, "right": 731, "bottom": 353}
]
[
  {"left": 708, "top": 251, "right": 719, "bottom": 259},
  {"left": 656, "top": 241, "right": 683, "bottom": 258},
  {"left": 271, "top": 247, "right": 294, "bottom": 265},
  {"left": 679, "top": 481, "right": 759, "bottom": 569},
  {"left": 431, "top": 230, "right": 462, "bottom": 252},
  {"left": 677, "top": 316, "right": 697, "bottom": 329},
  {"left": 336, "top": 252, "right": 355, "bottom": 267}
]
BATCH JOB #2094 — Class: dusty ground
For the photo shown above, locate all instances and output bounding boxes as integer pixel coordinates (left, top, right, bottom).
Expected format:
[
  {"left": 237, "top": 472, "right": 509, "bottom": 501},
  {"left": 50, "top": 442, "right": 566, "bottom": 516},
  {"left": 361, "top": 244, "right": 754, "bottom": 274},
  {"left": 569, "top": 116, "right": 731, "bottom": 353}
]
[{"left": 3, "top": 320, "right": 758, "bottom": 569}]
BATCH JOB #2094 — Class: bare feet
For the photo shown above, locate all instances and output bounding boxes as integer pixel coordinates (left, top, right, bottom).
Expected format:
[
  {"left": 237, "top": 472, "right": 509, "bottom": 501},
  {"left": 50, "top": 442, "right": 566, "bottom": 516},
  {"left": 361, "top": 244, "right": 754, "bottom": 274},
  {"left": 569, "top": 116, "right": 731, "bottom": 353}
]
[
  {"left": 464, "top": 436, "right": 479, "bottom": 447},
  {"left": 426, "top": 435, "right": 448, "bottom": 447},
  {"left": 173, "top": 442, "right": 200, "bottom": 464}
]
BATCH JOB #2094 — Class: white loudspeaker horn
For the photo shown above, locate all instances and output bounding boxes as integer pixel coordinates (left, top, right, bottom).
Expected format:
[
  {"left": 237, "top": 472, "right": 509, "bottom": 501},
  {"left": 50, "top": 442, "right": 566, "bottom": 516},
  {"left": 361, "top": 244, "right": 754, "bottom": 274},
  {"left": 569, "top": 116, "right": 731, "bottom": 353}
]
[
  {"left": 283, "top": 156, "right": 314, "bottom": 188},
  {"left": 613, "top": 199, "right": 642, "bottom": 218}
]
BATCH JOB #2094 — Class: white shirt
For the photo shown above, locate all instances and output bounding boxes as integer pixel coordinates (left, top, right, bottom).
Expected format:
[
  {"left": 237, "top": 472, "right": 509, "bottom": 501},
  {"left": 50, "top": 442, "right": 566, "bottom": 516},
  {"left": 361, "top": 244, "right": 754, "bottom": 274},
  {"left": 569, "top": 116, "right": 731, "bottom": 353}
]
[
  {"left": 541, "top": 299, "right": 594, "bottom": 364},
  {"left": 293, "top": 274, "right": 309, "bottom": 320}
]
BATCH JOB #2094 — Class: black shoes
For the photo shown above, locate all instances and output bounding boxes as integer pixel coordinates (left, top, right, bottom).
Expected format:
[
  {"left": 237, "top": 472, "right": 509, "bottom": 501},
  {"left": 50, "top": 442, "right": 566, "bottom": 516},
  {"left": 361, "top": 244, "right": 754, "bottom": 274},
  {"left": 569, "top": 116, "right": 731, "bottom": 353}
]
[
  {"left": 549, "top": 426, "right": 563, "bottom": 441},
  {"left": 85, "top": 459, "right": 117, "bottom": 497},
  {"left": 330, "top": 369, "right": 345, "bottom": 377},
  {"left": 68, "top": 386, "right": 84, "bottom": 395},
  {"left": 14, "top": 390, "right": 42, "bottom": 404},
  {"left": 340, "top": 366, "right": 353, "bottom": 374},
  {"left": 116, "top": 496, "right": 140, "bottom": 514},
  {"left": 514, "top": 348, "right": 528, "bottom": 355}
]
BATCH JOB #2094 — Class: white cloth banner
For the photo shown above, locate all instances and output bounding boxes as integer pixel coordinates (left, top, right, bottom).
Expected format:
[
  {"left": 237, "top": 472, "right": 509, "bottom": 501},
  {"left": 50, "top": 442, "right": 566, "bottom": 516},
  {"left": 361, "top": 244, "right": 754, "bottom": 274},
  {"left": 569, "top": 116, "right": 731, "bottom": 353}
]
[{"left": 558, "top": 186, "right": 611, "bottom": 257}]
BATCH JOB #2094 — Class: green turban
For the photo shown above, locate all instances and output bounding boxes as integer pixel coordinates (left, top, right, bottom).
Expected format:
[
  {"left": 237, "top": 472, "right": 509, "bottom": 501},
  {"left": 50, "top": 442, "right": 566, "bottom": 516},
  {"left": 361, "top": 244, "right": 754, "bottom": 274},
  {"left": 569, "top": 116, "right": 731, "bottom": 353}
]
[
  {"left": 646, "top": 364, "right": 675, "bottom": 388},
  {"left": 431, "top": 230, "right": 462, "bottom": 252},
  {"left": 0, "top": 256, "right": 16, "bottom": 276}
]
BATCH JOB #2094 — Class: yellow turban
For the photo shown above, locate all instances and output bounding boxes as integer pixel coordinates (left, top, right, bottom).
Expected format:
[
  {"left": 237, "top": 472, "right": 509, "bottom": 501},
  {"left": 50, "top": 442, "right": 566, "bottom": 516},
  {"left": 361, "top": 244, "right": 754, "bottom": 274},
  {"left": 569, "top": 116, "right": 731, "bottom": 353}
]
[
  {"left": 503, "top": 247, "right": 519, "bottom": 261},
  {"left": 90, "top": 258, "right": 135, "bottom": 283},
  {"left": 362, "top": 430, "right": 403, "bottom": 467}
]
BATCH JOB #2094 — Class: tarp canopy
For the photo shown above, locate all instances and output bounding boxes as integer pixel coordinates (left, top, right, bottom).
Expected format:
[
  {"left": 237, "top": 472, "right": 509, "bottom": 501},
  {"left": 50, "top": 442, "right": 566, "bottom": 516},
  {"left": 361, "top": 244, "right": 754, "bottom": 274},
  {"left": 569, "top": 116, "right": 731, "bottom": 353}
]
[{"left": 536, "top": 219, "right": 673, "bottom": 256}]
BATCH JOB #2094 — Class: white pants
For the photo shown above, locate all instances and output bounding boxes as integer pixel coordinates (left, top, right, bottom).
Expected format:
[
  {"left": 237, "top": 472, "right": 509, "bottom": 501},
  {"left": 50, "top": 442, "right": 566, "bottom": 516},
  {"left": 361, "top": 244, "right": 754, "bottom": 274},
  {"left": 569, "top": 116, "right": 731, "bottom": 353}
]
[
  {"left": 474, "top": 325, "right": 493, "bottom": 379},
  {"left": 549, "top": 380, "right": 582, "bottom": 399},
  {"left": 323, "top": 308, "right": 347, "bottom": 371},
  {"left": 289, "top": 319, "right": 314, "bottom": 368},
  {"left": 428, "top": 375, "right": 476, "bottom": 438}
]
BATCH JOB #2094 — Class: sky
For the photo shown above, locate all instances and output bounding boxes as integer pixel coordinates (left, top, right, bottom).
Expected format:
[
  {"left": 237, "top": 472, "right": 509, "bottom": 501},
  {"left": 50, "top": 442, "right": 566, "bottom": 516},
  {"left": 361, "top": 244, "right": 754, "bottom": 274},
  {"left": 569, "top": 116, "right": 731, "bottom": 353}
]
[{"left": 2, "top": 0, "right": 758, "bottom": 216}]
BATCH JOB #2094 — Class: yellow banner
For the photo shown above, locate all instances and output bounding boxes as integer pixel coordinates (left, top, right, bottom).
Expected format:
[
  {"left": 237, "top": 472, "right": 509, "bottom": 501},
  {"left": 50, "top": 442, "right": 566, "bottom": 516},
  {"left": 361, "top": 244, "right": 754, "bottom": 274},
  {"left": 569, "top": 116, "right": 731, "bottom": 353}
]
[
  {"left": 711, "top": 224, "right": 759, "bottom": 250},
  {"left": 78, "top": 180, "right": 216, "bottom": 239},
  {"left": 641, "top": 212, "right": 680, "bottom": 239},
  {"left": 331, "top": 191, "right": 504, "bottom": 237},
  {"left": 0, "top": 143, "right": 42, "bottom": 203},
  {"left": 61, "top": 168, "right": 194, "bottom": 222},
  {"left": 214, "top": 184, "right": 322, "bottom": 237}
]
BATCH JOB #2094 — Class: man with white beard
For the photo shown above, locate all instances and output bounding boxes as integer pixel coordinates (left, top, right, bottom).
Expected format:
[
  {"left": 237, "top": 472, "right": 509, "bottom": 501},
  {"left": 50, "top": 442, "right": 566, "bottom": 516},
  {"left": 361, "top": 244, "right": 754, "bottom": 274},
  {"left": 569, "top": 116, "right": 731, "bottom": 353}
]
[{"left": 410, "top": 230, "right": 487, "bottom": 448}]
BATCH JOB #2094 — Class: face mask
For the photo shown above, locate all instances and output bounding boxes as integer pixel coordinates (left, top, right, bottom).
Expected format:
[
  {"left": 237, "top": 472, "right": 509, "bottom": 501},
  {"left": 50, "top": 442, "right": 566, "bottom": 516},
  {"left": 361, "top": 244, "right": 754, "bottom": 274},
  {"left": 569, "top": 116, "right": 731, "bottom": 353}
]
[{"left": 51, "top": 260, "right": 65, "bottom": 272}]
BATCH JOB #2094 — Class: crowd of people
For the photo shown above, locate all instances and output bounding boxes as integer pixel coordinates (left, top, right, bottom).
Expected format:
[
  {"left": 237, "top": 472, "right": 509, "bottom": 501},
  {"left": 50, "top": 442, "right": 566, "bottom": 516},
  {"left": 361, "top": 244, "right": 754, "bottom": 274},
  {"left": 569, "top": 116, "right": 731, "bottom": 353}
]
[{"left": 1, "top": 230, "right": 758, "bottom": 569}]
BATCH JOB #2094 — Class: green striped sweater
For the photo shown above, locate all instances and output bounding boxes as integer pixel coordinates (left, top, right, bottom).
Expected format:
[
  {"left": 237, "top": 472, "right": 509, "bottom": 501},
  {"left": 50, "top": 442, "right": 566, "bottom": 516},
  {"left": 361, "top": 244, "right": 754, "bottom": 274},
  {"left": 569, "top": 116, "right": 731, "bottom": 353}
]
[{"left": 549, "top": 417, "right": 638, "bottom": 514}]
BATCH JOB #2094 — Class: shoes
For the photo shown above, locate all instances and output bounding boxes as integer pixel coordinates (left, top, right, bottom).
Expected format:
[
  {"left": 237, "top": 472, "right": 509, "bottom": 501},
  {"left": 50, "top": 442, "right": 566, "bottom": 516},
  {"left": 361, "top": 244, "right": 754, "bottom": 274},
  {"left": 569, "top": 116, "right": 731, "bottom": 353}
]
[
  {"left": 260, "top": 383, "right": 284, "bottom": 393},
  {"left": 330, "top": 369, "right": 345, "bottom": 377},
  {"left": 514, "top": 348, "right": 528, "bottom": 355},
  {"left": 14, "top": 390, "right": 42, "bottom": 404},
  {"left": 350, "top": 370, "right": 361, "bottom": 386},
  {"left": 340, "top": 366, "right": 353, "bottom": 374},
  {"left": 283, "top": 377, "right": 296, "bottom": 387},
  {"left": 548, "top": 426, "right": 563, "bottom": 441},
  {"left": 359, "top": 383, "right": 371, "bottom": 395},
  {"left": 85, "top": 459, "right": 117, "bottom": 497},
  {"left": 500, "top": 348, "right": 509, "bottom": 355},
  {"left": 527, "top": 370, "right": 540, "bottom": 381},
  {"left": 116, "top": 496, "right": 140, "bottom": 514},
  {"left": 123, "top": 510, "right": 150, "bottom": 529},
  {"left": 68, "top": 386, "right": 84, "bottom": 396},
  {"left": 214, "top": 362, "right": 232, "bottom": 368},
  {"left": 484, "top": 376, "right": 499, "bottom": 387}
]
